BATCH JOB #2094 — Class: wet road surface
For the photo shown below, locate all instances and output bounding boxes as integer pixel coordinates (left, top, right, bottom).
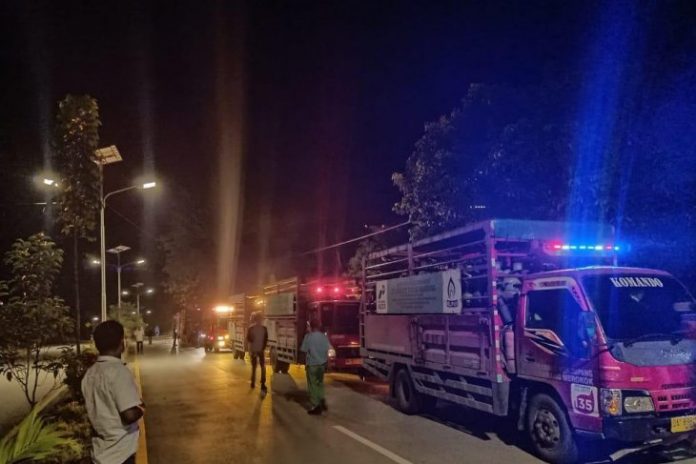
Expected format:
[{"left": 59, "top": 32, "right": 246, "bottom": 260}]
[{"left": 136, "top": 339, "right": 696, "bottom": 464}]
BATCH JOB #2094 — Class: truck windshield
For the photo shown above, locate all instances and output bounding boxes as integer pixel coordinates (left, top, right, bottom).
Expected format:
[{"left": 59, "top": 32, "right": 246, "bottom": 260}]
[
  {"left": 583, "top": 274, "right": 696, "bottom": 341},
  {"left": 321, "top": 304, "right": 359, "bottom": 334}
]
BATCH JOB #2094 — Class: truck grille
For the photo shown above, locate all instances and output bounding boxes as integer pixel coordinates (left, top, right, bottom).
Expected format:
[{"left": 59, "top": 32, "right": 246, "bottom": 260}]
[
  {"left": 655, "top": 388, "right": 696, "bottom": 412},
  {"left": 335, "top": 347, "right": 360, "bottom": 359}
]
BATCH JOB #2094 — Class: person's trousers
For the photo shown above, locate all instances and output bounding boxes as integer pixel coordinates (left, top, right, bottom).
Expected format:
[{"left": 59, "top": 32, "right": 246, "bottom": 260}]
[
  {"left": 136, "top": 341, "right": 144, "bottom": 354},
  {"left": 306, "top": 364, "right": 326, "bottom": 408},
  {"left": 122, "top": 454, "right": 135, "bottom": 464},
  {"left": 250, "top": 351, "right": 266, "bottom": 386}
]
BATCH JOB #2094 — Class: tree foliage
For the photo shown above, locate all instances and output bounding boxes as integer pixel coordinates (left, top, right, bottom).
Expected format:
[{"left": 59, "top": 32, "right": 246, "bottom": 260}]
[
  {"left": 346, "top": 226, "right": 389, "bottom": 279},
  {"left": 393, "top": 83, "right": 575, "bottom": 240},
  {"left": 393, "top": 63, "right": 696, "bottom": 287},
  {"left": 53, "top": 95, "right": 101, "bottom": 240},
  {"left": 0, "top": 234, "right": 73, "bottom": 407},
  {"left": 159, "top": 192, "right": 215, "bottom": 313},
  {"left": 108, "top": 303, "right": 144, "bottom": 337}
]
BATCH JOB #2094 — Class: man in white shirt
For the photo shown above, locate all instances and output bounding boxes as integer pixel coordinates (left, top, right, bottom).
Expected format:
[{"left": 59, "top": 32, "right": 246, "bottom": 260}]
[
  {"left": 82, "top": 320, "right": 145, "bottom": 464},
  {"left": 133, "top": 326, "right": 145, "bottom": 354}
]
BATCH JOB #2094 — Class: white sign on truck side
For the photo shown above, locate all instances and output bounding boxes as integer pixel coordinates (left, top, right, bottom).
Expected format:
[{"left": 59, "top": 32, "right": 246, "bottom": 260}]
[{"left": 376, "top": 269, "right": 462, "bottom": 314}]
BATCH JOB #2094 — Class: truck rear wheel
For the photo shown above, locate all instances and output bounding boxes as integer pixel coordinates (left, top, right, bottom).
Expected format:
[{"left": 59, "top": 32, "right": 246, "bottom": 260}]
[
  {"left": 394, "top": 368, "right": 422, "bottom": 415},
  {"left": 526, "top": 393, "right": 578, "bottom": 464},
  {"left": 270, "top": 348, "right": 279, "bottom": 372}
]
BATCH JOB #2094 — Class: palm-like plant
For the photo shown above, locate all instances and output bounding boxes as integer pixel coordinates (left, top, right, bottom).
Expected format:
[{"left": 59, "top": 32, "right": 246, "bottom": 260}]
[{"left": 0, "top": 389, "right": 80, "bottom": 464}]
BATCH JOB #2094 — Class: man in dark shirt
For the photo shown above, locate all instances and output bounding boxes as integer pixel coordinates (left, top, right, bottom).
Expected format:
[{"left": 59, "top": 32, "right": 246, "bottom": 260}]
[{"left": 246, "top": 312, "right": 268, "bottom": 391}]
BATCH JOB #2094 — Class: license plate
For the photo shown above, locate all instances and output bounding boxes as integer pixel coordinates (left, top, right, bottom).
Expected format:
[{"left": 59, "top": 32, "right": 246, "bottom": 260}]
[
  {"left": 671, "top": 415, "right": 696, "bottom": 433},
  {"left": 345, "top": 359, "right": 361, "bottom": 365}
]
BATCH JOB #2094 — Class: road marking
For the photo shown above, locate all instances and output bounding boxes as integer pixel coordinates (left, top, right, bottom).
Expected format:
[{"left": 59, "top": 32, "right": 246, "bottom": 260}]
[
  {"left": 332, "top": 425, "right": 414, "bottom": 464},
  {"left": 132, "top": 356, "right": 149, "bottom": 464}
]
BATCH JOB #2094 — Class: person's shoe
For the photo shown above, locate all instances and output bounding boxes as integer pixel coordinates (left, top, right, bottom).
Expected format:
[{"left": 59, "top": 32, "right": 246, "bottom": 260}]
[
  {"left": 250, "top": 383, "right": 255, "bottom": 389},
  {"left": 261, "top": 384, "right": 267, "bottom": 392},
  {"left": 307, "top": 406, "right": 322, "bottom": 415}
]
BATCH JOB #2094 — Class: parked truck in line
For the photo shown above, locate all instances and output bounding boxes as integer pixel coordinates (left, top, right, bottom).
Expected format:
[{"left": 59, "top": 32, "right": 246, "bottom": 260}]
[
  {"left": 264, "top": 277, "right": 362, "bottom": 373},
  {"left": 204, "top": 304, "right": 235, "bottom": 352},
  {"left": 228, "top": 293, "right": 263, "bottom": 360},
  {"left": 360, "top": 219, "right": 696, "bottom": 463}
]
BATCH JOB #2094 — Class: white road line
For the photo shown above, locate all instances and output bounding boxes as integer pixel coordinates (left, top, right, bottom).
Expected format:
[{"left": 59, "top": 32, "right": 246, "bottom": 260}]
[{"left": 332, "top": 425, "right": 414, "bottom": 464}]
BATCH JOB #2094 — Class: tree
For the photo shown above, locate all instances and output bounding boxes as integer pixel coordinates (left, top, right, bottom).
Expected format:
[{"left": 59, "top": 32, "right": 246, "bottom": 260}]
[
  {"left": 0, "top": 233, "right": 73, "bottom": 407},
  {"left": 53, "top": 95, "right": 102, "bottom": 354},
  {"left": 393, "top": 83, "right": 575, "bottom": 240},
  {"left": 346, "top": 225, "right": 389, "bottom": 279},
  {"left": 159, "top": 192, "right": 215, "bottom": 315},
  {"left": 108, "top": 303, "right": 144, "bottom": 337}
]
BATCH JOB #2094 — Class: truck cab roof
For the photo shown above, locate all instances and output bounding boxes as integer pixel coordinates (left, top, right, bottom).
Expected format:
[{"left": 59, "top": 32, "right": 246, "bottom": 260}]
[{"left": 525, "top": 265, "right": 672, "bottom": 280}]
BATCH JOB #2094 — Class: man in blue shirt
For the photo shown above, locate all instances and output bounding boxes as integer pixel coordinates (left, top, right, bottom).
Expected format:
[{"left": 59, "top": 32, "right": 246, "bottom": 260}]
[{"left": 300, "top": 318, "right": 331, "bottom": 415}]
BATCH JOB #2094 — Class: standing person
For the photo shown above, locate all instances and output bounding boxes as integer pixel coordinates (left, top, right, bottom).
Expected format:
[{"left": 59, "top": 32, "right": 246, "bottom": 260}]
[
  {"left": 300, "top": 318, "right": 331, "bottom": 415},
  {"left": 246, "top": 312, "right": 268, "bottom": 391},
  {"left": 145, "top": 326, "right": 153, "bottom": 345},
  {"left": 82, "top": 320, "right": 145, "bottom": 464},
  {"left": 134, "top": 326, "right": 145, "bottom": 354}
]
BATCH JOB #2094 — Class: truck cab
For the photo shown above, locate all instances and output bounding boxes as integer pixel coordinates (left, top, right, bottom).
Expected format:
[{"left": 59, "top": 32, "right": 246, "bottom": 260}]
[
  {"left": 204, "top": 304, "right": 234, "bottom": 353},
  {"left": 264, "top": 278, "right": 361, "bottom": 372},
  {"left": 514, "top": 266, "right": 696, "bottom": 458},
  {"left": 307, "top": 287, "right": 361, "bottom": 370}
]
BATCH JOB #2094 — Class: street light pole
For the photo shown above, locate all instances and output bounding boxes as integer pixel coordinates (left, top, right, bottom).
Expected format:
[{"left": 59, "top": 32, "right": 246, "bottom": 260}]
[
  {"left": 117, "top": 252, "right": 122, "bottom": 308},
  {"left": 99, "top": 184, "right": 156, "bottom": 320},
  {"left": 100, "top": 189, "right": 107, "bottom": 320}
]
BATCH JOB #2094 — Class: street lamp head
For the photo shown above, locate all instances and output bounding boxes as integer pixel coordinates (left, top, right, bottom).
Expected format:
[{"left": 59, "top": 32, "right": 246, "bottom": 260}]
[
  {"left": 142, "top": 181, "right": 157, "bottom": 190},
  {"left": 146, "top": 310, "right": 152, "bottom": 315},
  {"left": 42, "top": 178, "right": 56, "bottom": 186},
  {"left": 146, "top": 288, "right": 154, "bottom": 294},
  {"left": 92, "top": 316, "right": 99, "bottom": 322},
  {"left": 91, "top": 259, "right": 101, "bottom": 265},
  {"left": 122, "top": 290, "right": 130, "bottom": 296},
  {"left": 136, "top": 259, "right": 146, "bottom": 265}
]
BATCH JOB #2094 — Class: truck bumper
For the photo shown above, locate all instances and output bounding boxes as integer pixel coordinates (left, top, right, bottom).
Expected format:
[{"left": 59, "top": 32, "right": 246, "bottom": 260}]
[
  {"left": 330, "top": 358, "right": 363, "bottom": 371},
  {"left": 604, "top": 415, "right": 694, "bottom": 443}
]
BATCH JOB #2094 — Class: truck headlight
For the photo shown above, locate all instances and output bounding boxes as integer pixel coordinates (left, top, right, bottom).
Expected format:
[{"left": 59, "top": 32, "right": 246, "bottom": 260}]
[
  {"left": 328, "top": 348, "right": 336, "bottom": 359},
  {"left": 224, "top": 334, "right": 229, "bottom": 340},
  {"left": 217, "top": 336, "right": 224, "bottom": 341},
  {"left": 624, "top": 396, "right": 654, "bottom": 413},
  {"left": 217, "top": 340, "right": 225, "bottom": 347},
  {"left": 601, "top": 389, "right": 622, "bottom": 416}
]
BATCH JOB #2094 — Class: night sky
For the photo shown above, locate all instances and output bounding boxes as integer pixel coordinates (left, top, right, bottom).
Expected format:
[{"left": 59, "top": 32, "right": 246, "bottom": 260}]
[{"left": 0, "top": 1, "right": 691, "bottom": 308}]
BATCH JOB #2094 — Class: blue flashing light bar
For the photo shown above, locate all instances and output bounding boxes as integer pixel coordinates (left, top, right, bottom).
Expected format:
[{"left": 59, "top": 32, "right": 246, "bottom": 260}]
[{"left": 551, "top": 243, "right": 623, "bottom": 252}]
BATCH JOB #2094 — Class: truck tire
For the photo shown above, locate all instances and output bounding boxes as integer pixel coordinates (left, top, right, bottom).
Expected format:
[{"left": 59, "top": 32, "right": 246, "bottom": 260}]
[
  {"left": 279, "top": 361, "right": 290, "bottom": 374},
  {"left": 526, "top": 393, "right": 579, "bottom": 464},
  {"left": 394, "top": 368, "right": 421, "bottom": 415},
  {"left": 270, "top": 348, "right": 280, "bottom": 373}
]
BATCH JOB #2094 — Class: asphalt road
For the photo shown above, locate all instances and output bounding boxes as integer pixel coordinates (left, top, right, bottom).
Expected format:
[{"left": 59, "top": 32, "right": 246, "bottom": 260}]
[{"left": 137, "top": 340, "right": 696, "bottom": 464}]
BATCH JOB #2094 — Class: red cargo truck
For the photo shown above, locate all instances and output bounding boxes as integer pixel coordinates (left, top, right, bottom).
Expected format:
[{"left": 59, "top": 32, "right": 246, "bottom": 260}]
[
  {"left": 361, "top": 219, "right": 696, "bottom": 463},
  {"left": 264, "top": 277, "right": 361, "bottom": 373}
]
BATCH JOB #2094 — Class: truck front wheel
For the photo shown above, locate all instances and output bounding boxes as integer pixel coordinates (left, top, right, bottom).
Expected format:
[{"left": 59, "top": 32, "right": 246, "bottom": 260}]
[{"left": 526, "top": 393, "right": 578, "bottom": 464}]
